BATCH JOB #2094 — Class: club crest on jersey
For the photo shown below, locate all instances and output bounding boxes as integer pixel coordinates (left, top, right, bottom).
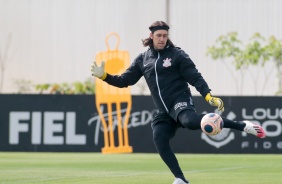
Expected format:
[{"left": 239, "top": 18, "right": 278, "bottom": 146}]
[{"left": 163, "top": 58, "right": 172, "bottom": 67}]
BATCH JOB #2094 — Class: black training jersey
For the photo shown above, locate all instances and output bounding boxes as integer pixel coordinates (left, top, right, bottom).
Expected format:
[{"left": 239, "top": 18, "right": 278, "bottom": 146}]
[{"left": 103, "top": 46, "right": 211, "bottom": 113}]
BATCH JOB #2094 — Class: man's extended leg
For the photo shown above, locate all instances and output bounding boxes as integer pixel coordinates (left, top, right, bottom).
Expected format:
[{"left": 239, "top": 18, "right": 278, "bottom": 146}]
[{"left": 177, "top": 110, "right": 265, "bottom": 138}]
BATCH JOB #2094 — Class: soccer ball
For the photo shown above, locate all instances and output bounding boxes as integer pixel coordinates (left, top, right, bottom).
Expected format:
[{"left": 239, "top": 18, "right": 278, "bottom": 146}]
[{"left": 201, "top": 113, "right": 224, "bottom": 136}]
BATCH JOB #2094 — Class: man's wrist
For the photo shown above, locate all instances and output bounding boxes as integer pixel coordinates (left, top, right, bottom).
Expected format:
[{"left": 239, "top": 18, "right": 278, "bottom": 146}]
[
  {"left": 205, "top": 93, "right": 212, "bottom": 102},
  {"left": 100, "top": 72, "right": 107, "bottom": 80}
]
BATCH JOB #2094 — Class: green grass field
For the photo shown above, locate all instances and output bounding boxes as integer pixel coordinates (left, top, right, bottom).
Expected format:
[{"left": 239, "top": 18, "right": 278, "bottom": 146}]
[{"left": 0, "top": 153, "right": 281, "bottom": 184}]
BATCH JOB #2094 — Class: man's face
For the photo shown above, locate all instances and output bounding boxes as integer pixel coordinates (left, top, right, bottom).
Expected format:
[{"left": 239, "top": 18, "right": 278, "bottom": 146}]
[{"left": 150, "top": 30, "right": 168, "bottom": 50}]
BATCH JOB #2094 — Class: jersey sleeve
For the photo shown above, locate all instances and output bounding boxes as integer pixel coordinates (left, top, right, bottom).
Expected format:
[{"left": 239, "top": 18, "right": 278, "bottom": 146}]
[
  {"left": 177, "top": 50, "right": 211, "bottom": 97},
  {"left": 103, "top": 54, "right": 143, "bottom": 88}
]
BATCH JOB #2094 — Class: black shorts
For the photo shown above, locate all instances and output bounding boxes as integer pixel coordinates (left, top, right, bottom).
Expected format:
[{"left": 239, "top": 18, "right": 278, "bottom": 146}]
[
  {"left": 151, "top": 94, "right": 196, "bottom": 129},
  {"left": 151, "top": 112, "right": 177, "bottom": 129},
  {"left": 169, "top": 94, "right": 196, "bottom": 122}
]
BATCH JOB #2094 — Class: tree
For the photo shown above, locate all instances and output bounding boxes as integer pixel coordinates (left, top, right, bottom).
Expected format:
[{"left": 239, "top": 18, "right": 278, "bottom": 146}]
[
  {"left": 265, "top": 36, "right": 282, "bottom": 95},
  {"left": 235, "top": 33, "right": 272, "bottom": 95},
  {"left": 207, "top": 32, "right": 281, "bottom": 95},
  {"left": 206, "top": 32, "right": 243, "bottom": 94}
]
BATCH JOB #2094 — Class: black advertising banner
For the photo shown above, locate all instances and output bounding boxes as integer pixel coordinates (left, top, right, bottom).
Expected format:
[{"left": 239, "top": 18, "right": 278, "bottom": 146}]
[{"left": 0, "top": 95, "right": 281, "bottom": 153}]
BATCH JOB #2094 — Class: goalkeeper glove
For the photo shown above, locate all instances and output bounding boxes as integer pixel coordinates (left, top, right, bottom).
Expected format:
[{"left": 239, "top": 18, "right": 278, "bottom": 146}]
[
  {"left": 91, "top": 61, "right": 107, "bottom": 80},
  {"left": 205, "top": 93, "right": 224, "bottom": 112}
]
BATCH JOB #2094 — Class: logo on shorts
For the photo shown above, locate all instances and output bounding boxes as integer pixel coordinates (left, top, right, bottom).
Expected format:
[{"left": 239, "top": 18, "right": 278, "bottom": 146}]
[
  {"left": 174, "top": 102, "right": 188, "bottom": 110},
  {"left": 163, "top": 58, "right": 172, "bottom": 67}
]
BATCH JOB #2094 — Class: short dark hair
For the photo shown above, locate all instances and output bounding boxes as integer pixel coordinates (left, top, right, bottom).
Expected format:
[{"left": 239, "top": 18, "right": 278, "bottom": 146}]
[{"left": 142, "top": 21, "right": 175, "bottom": 48}]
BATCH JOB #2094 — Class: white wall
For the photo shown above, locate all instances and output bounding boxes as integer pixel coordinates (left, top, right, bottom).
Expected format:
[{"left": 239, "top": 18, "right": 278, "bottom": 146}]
[
  {"left": 170, "top": 0, "right": 282, "bottom": 96},
  {"left": 0, "top": 0, "right": 281, "bottom": 96}
]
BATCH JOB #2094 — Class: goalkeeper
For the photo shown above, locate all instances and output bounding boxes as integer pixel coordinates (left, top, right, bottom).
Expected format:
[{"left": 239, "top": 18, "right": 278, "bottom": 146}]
[{"left": 91, "top": 21, "right": 266, "bottom": 184}]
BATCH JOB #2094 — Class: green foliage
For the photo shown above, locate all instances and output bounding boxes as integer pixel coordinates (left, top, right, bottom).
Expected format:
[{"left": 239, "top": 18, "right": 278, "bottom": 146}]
[
  {"left": 206, "top": 32, "right": 270, "bottom": 70},
  {"left": 35, "top": 78, "right": 95, "bottom": 94},
  {"left": 207, "top": 32, "right": 282, "bottom": 95},
  {"left": 206, "top": 32, "right": 242, "bottom": 67},
  {"left": 237, "top": 33, "right": 269, "bottom": 68},
  {"left": 13, "top": 79, "right": 33, "bottom": 94},
  {"left": 265, "top": 36, "right": 282, "bottom": 95},
  {"left": 35, "top": 83, "right": 51, "bottom": 93},
  {"left": 265, "top": 36, "right": 282, "bottom": 62},
  {"left": 206, "top": 32, "right": 244, "bottom": 94}
]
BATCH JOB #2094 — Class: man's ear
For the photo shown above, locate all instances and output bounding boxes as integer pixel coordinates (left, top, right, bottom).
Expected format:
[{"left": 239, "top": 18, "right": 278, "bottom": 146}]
[{"left": 150, "top": 32, "right": 153, "bottom": 39}]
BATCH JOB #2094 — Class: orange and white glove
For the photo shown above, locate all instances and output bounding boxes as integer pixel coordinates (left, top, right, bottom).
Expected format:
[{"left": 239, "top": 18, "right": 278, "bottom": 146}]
[
  {"left": 205, "top": 93, "right": 224, "bottom": 112},
  {"left": 91, "top": 61, "right": 107, "bottom": 80}
]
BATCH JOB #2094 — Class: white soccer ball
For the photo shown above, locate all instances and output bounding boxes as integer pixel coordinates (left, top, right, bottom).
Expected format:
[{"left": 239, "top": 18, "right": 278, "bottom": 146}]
[{"left": 201, "top": 113, "right": 224, "bottom": 136}]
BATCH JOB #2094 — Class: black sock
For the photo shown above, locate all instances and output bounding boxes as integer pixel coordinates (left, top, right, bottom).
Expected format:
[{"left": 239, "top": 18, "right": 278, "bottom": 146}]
[
  {"left": 222, "top": 118, "right": 246, "bottom": 131},
  {"left": 178, "top": 110, "right": 246, "bottom": 132}
]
